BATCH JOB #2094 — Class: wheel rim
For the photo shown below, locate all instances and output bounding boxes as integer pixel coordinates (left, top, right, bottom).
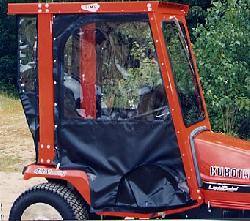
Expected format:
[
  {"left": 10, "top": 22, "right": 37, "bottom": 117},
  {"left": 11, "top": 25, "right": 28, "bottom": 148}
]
[{"left": 21, "top": 203, "right": 63, "bottom": 220}]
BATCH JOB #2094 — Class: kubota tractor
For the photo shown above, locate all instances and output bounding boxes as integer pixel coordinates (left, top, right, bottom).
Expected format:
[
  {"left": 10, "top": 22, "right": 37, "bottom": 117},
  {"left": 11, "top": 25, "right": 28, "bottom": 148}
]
[{"left": 7, "top": 1, "right": 250, "bottom": 220}]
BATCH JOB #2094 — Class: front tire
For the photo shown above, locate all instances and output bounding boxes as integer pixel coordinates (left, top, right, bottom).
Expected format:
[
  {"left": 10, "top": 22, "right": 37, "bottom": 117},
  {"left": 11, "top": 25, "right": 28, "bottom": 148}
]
[{"left": 9, "top": 182, "right": 89, "bottom": 220}]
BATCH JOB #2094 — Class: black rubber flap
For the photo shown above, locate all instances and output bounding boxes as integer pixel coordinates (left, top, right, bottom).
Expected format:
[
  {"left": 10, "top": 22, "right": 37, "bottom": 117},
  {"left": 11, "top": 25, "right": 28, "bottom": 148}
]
[
  {"left": 19, "top": 92, "right": 38, "bottom": 137},
  {"left": 58, "top": 119, "right": 190, "bottom": 212}
]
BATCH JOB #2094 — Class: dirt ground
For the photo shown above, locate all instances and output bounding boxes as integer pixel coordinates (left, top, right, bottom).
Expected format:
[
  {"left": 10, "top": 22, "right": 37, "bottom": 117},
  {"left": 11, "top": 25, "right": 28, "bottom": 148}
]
[
  {"left": 0, "top": 95, "right": 44, "bottom": 220},
  {"left": 0, "top": 172, "right": 44, "bottom": 220}
]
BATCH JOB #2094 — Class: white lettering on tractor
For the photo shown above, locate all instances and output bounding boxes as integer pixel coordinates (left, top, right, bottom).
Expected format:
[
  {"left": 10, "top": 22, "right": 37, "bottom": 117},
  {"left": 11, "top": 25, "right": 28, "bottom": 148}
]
[
  {"left": 81, "top": 3, "right": 100, "bottom": 13},
  {"left": 210, "top": 166, "right": 250, "bottom": 180},
  {"left": 34, "top": 168, "right": 65, "bottom": 177},
  {"left": 208, "top": 184, "right": 239, "bottom": 192}
]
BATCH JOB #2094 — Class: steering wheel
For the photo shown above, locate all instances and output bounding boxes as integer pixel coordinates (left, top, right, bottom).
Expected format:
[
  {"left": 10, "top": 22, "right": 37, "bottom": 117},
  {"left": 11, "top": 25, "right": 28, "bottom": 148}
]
[{"left": 129, "top": 105, "right": 170, "bottom": 120}]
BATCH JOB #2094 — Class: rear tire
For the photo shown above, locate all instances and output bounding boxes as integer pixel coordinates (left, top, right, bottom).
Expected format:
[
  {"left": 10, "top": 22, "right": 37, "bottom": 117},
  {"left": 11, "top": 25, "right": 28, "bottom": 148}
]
[{"left": 9, "top": 181, "right": 89, "bottom": 220}]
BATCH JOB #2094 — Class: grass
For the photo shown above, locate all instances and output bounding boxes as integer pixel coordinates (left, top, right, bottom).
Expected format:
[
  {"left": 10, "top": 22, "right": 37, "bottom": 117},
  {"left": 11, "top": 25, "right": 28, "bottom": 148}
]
[
  {"left": 0, "top": 93, "right": 22, "bottom": 114},
  {"left": 0, "top": 93, "right": 35, "bottom": 173}
]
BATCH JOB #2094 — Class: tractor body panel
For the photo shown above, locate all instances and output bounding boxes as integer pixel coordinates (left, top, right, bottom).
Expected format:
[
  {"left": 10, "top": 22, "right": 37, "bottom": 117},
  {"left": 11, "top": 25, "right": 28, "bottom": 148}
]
[
  {"left": 195, "top": 131, "right": 250, "bottom": 186},
  {"left": 23, "top": 164, "right": 91, "bottom": 204},
  {"left": 195, "top": 131, "right": 250, "bottom": 210}
]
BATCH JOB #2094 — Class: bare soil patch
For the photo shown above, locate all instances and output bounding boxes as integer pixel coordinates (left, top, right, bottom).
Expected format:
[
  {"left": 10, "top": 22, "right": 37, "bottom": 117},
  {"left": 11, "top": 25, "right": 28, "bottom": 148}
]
[
  {"left": 0, "top": 95, "right": 44, "bottom": 220},
  {"left": 0, "top": 94, "right": 35, "bottom": 172}
]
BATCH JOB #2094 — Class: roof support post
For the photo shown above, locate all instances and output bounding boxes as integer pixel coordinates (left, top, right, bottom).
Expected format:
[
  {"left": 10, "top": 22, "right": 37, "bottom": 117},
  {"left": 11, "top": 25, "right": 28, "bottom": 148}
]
[{"left": 37, "top": 14, "right": 55, "bottom": 164}]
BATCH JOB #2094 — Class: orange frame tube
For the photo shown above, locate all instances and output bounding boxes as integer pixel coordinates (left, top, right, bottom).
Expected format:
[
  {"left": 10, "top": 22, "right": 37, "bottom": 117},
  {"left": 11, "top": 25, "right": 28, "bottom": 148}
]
[
  {"left": 37, "top": 13, "right": 55, "bottom": 164},
  {"left": 80, "top": 24, "right": 97, "bottom": 119}
]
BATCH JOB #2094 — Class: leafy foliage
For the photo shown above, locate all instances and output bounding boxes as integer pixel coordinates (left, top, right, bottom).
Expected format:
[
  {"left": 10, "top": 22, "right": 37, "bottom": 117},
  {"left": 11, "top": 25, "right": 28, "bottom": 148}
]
[
  {"left": 0, "top": 0, "right": 18, "bottom": 96},
  {"left": 194, "top": 0, "right": 250, "bottom": 139},
  {"left": 106, "top": 22, "right": 161, "bottom": 109}
]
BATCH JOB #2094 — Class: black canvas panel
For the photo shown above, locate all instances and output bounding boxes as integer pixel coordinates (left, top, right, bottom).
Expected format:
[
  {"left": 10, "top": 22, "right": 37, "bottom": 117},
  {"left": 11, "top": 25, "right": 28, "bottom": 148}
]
[
  {"left": 58, "top": 119, "right": 190, "bottom": 212},
  {"left": 19, "top": 92, "right": 38, "bottom": 137}
]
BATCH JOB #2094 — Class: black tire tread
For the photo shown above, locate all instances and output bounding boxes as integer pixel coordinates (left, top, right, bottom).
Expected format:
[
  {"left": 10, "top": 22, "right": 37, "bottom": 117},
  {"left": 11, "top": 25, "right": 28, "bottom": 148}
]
[{"left": 9, "top": 181, "right": 89, "bottom": 220}]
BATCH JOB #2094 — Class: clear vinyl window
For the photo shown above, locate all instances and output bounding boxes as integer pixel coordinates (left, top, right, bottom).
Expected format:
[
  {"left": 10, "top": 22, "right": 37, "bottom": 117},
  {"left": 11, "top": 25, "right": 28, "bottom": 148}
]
[
  {"left": 162, "top": 21, "right": 205, "bottom": 126},
  {"left": 18, "top": 16, "right": 38, "bottom": 137},
  {"left": 62, "top": 17, "right": 170, "bottom": 121},
  {"left": 18, "top": 17, "right": 37, "bottom": 93}
]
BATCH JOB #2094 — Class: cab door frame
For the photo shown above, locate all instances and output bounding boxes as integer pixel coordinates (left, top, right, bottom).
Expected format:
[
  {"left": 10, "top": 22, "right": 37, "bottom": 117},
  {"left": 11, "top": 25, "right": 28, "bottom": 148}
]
[{"left": 149, "top": 11, "right": 211, "bottom": 202}]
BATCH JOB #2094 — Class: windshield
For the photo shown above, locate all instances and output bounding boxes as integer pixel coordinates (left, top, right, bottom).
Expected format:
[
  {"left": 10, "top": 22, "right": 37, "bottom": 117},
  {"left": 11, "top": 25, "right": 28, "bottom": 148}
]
[
  {"left": 55, "top": 14, "right": 170, "bottom": 121},
  {"left": 162, "top": 20, "right": 205, "bottom": 127}
]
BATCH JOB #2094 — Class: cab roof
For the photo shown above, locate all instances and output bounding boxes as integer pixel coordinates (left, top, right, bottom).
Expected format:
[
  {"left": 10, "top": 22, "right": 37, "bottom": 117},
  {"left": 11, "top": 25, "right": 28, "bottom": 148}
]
[{"left": 8, "top": 1, "right": 189, "bottom": 15}]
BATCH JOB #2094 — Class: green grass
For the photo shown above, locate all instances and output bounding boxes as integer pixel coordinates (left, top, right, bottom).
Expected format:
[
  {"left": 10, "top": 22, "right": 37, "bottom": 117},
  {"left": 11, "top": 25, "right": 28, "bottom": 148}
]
[{"left": 0, "top": 93, "right": 22, "bottom": 114}]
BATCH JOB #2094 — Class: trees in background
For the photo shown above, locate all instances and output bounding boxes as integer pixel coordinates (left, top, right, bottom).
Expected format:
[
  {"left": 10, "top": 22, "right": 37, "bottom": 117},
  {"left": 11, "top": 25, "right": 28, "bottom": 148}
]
[
  {"left": 0, "top": 0, "right": 249, "bottom": 139},
  {"left": 0, "top": 0, "right": 19, "bottom": 95},
  {"left": 194, "top": 0, "right": 249, "bottom": 139}
]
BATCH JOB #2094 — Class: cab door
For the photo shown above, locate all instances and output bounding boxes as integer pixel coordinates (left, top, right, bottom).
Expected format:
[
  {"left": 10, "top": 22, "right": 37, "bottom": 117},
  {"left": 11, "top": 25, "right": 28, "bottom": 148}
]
[{"left": 53, "top": 13, "right": 190, "bottom": 212}]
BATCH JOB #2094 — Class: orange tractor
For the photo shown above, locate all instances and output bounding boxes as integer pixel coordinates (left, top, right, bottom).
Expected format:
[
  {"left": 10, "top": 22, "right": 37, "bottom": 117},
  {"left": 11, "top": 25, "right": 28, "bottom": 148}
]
[{"left": 8, "top": 1, "right": 250, "bottom": 220}]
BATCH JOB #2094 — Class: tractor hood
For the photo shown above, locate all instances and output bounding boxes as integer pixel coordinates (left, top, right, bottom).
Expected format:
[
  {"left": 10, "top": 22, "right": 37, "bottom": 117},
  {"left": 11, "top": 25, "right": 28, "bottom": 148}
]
[{"left": 194, "top": 131, "right": 250, "bottom": 185}]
